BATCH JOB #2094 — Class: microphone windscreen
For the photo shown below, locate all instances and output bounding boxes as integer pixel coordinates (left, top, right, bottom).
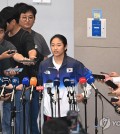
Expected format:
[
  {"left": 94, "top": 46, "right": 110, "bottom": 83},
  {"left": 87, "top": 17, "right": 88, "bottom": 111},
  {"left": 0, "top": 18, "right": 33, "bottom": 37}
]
[
  {"left": 44, "top": 80, "right": 53, "bottom": 88},
  {"left": 22, "top": 77, "right": 29, "bottom": 86},
  {"left": 54, "top": 77, "right": 60, "bottom": 87},
  {"left": 85, "top": 73, "right": 95, "bottom": 85},
  {"left": 79, "top": 77, "right": 87, "bottom": 84},
  {"left": 11, "top": 77, "right": 19, "bottom": 86},
  {"left": 63, "top": 77, "right": 70, "bottom": 87},
  {"left": 30, "top": 77, "right": 37, "bottom": 87},
  {"left": 2, "top": 77, "right": 11, "bottom": 86},
  {"left": 70, "top": 79, "right": 75, "bottom": 87}
]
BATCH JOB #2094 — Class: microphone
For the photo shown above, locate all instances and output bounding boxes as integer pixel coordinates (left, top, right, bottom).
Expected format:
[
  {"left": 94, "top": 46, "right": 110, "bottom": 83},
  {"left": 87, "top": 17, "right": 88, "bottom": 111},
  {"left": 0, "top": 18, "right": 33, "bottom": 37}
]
[
  {"left": 63, "top": 77, "right": 72, "bottom": 106},
  {"left": 30, "top": 77, "right": 37, "bottom": 101},
  {"left": 11, "top": 77, "right": 19, "bottom": 102},
  {"left": 63, "top": 77, "right": 70, "bottom": 88},
  {"left": 53, "top": 77, "right": 60, "bottom": 98},
  {"left": 53, "top": 77, "right": 60, "bottom": 99},
  {"left": 45, "top": 80, "right": 54, "bottom": 117},
  {"left": 79, "top": 77, "right": 87, "bottom": 89},
  {"left": 36, "top": 79, "right": 44, "bottom": 92},
  {"left": 36, "top": 79, "right": 44, "bottom": 101},
  {"left": 70, "top": 79, "right": 77, "bottom": 110},
  {"left": 70, "top": 79, "right": 75, "bottom": 87},
  {"left": 85, "top": 72, "right": 96, "bottom": 90},
  {"left": 0, "top": 77, "right": 11, "bottom": 97},
  {"left": 53, "top": 77, "right": 60, "bottom": 117},
  {"left": 20, "top": 77, "right": 29, "bottom": 101},
  {"left": 70, "top": 79, "right": 76, "bottom": 96},
  {"left": 53, "top": 77, "right": 60, "bottom": 88},
  {"left": 79, "top": 77, "right": 87, "bottom": 97},
  {"left": 44, "top": 80, "right": 53, "bottom": 95}
]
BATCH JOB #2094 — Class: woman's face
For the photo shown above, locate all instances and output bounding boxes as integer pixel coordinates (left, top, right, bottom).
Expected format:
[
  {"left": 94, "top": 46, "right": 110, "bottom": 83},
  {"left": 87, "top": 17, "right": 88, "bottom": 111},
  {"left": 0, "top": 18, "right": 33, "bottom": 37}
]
[{"left": 50, "top": 37, "right": 67, "bottom": 57}]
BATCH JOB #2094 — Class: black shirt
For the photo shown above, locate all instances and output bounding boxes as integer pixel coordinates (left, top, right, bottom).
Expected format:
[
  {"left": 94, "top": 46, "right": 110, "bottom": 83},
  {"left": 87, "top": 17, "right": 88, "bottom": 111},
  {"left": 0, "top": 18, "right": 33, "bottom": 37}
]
[
  {"left": 0, "top": 45, "right": 12, "bottom": 75},
  {"left": 5, "top": 28, "right": 36, "bottom": 82}
]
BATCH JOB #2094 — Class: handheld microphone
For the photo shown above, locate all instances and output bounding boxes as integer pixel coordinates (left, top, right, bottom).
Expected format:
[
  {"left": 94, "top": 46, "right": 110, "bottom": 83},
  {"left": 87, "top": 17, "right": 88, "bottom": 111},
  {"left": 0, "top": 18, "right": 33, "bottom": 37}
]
[
  {"left": 0, "top": 77, "right": 11, "bottom": 97},
  {"left": 11, "top": 77, "right": 19, "bottom": 102},
  {"left": 20, "top": 77, "right": 29, "bottom": 101},
  {"left": 30, "top": 77, "right": 37, "bottom": 101}
]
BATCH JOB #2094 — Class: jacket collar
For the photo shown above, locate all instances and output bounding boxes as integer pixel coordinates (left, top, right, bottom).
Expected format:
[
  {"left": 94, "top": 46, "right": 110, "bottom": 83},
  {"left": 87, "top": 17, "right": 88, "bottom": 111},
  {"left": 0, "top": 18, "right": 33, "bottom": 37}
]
[{"left": 48, "top": 54, "right": 67, "bottom": 69}]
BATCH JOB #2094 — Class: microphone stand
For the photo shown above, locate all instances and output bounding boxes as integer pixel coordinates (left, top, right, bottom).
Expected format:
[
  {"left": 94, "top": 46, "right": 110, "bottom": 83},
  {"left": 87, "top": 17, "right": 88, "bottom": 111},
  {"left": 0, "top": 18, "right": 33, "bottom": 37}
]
[
  {"left": 38, "top": 91, "right": 43, "bottom": 134},
  {"left": 47, "top": 88, "right": 54, "bottom": 117},
  {"left": 21, "top": 85, "right": 26, "bottom": 134},
  {"left": 57, "top": 86, "right": 61, "bottom": 117},
  {"left": 92, "top": 87, "right": 118, "bottom": 134},
  {"left": 67, "top": 88, "right": 72, "bottom": 110},
  {"left": 83, "top": 90, "right": 87, "bottom": 133},
  {"left": 94, "top": 89, "right": 98, "bottom": 134},
  {"left": 10, "top": 88, "right": 16, "bottom": 134}
]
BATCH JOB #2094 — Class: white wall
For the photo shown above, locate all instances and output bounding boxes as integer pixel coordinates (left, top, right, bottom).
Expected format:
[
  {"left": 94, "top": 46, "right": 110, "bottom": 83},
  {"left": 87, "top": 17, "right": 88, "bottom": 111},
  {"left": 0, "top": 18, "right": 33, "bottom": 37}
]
[{"left": 2, "top": 0, "right": 74, "bottom": 57}]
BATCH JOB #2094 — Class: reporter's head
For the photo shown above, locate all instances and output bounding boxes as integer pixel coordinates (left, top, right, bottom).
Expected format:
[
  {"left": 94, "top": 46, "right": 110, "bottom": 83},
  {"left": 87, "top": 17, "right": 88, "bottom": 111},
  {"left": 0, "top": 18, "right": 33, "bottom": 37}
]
[{"left": 43, "top": 118, "right": 69, "bottom": 134}]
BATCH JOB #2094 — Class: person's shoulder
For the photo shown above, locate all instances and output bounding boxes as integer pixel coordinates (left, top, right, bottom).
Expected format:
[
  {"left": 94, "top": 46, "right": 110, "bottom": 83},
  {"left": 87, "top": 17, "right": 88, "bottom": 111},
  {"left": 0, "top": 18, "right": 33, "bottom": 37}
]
[
  {"left": 31, "top": 30, "right": 44, "bottom": 38},
  {"left": 66, "top": 55, "right": 84, "bottom": 65},
  {"left": 66, "top": 55, "right": 79, "bottom": 62},
  {"left": 3, "top": 40, "right": 16, "bottom": 47},
  {"left": 20, "top": 28, "right": 30, "bottom": 35}
]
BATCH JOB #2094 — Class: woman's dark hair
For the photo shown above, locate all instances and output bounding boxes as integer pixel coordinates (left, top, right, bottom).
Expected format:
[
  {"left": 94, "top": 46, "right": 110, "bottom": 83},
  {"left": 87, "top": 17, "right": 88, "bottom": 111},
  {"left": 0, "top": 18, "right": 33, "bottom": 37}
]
[
  {"left": 43, "top": 118, "right": 69, "bottom": 134},
  {"left": 50, "top": 34, "right": 67, "bottom": 53}
]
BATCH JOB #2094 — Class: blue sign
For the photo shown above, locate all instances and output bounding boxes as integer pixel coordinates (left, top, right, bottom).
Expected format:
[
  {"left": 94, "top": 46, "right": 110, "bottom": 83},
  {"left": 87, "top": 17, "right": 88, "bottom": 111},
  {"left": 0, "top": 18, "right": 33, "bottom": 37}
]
[{"left": 92, "top": 19, "right": 101, "bottom": 36}]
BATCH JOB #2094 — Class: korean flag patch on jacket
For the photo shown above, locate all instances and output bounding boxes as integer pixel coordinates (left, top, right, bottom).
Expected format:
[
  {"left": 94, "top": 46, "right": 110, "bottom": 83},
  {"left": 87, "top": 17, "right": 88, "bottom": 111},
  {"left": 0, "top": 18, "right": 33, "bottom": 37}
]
[{"left": 67, "top": 68, "right": 73, "bottom": 73}]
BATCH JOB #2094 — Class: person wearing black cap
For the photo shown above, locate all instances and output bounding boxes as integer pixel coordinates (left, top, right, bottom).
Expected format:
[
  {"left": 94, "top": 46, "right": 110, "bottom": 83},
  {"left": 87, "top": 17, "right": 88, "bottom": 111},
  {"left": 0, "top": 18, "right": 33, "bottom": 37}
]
[{"left": 0, "top": 6, "right": 37, "bottom": 134}]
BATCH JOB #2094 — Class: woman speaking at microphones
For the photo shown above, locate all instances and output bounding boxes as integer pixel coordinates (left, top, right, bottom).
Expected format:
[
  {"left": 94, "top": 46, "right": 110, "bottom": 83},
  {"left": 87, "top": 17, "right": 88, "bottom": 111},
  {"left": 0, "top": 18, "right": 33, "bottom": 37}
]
[{"left": 38, "top": 34, "right": 92, "bottom": 133}]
